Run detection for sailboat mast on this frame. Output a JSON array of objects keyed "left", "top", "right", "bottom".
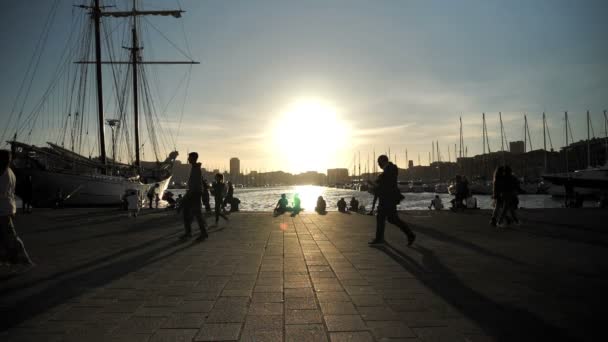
[
  {"left": 93, "top": 0, "right": 107, "bottom": 168},
  {"left": 543, "top": 112, "right": 547, "bottom": 171},
  {"left": 524, "top": 114, "right": 528, "bottom": 153},
  {"left": 131, "top": 4, "right": 141, "bottom": 167},
  {"left": 459, "top": 116, "right": 463, "bottom": 158},
  {"left": 565, "top": 111, "right": 569, "bottom": 172},
  {"left": 587, "top": 110, "right": 590, "bottom": 168},
  {"left": 604, "top": 110, "right": 607, "bottom": 163}
]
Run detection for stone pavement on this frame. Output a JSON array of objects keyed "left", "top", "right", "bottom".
[{"left": 1, "top": 208, "right": 608, "bottom": 341}]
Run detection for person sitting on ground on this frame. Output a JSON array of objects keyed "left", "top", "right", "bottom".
[
  {"left": 274, "top": 194, "right": 289, "bottom": 214},
  {"left": 163, "top": 191, "right": 176, "bottom": 209},
  {"left": 451, "top": 175, "right": 466, "bottom": 210},
  {"left": 465, "top": 194, "right": 478, "bottom": 209},
  {"left": 315, "top": 196, "right": 327, "bottom": 214},
  {"left": 291, "top": 193, "right": 302, "bottom": 216},
  {"left": 337, "top": 197, "right": 347, "bottom": 213},
  {"left": 230, "top": 197, "right": 241, "bottom": 212},
  {"left": 429, "top": 195, "right": 444, "bottom": 210},
  {"left": 349, "top": 197, "right": 359, "bottom": 212}
]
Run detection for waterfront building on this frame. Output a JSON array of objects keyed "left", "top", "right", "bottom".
[
  {"left": 230, "top": 157, "right": 240, "bottom": 183},
  {"left": 327, "top": 168, "right": 349, "bottom": 185}
]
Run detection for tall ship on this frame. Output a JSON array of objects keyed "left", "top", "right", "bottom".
[{"left": 3, "top": 0, "right": 198, "bottom": 206}]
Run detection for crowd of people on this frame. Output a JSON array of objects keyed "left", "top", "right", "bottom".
[{"left": 1, "top": 143, "right": 573, "bottom": 271}]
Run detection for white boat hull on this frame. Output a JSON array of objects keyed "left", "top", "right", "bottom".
[{"left": 19, "top": 169, "right": 171, "bottom": 206}]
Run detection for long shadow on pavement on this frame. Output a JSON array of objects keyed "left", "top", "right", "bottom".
[
  {"left": 0, "top": 231, "right": 198, "bottom": 331},
  {"left": 0, "top": 237, "right": 194, "bottom": 331},
  {"left": 409, "top": 223, "right": 533, "bottom": 268},
  {"left": 376, "top": 242, "right": 577, "bottom": 342}
]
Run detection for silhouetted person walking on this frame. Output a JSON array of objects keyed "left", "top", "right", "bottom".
[
  {"left": 0, "top": 150, "right": 34, "bottom": 267},
  {"left": 368, "top": 155, "right": 415, "bottom": 246},
  {"left": 211, "top": 173, "right": 229, "bottom": 225},
  {"left": 498, "top": 166, "right": 520, "bottom": 227},
  {"left": 181, "top": 152, "right": 208, "bottom": 241}
]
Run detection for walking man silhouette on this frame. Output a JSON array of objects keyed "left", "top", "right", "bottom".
[
  {"left": 181, "top": 152, "right": 208, "bottom": 241},
  {"left": 368, "top": 155, "right": 416, "bottom": 246}
]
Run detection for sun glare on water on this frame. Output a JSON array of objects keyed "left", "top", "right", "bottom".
[{"left": 271, "top": 98, "right": 350, "bottom": 173}]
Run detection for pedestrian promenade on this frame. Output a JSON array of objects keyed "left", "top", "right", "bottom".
[{"left": 1, "top": 208, "right": 607, "bottom": 341}]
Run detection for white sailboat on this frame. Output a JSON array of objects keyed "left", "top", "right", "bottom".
[{"left": 4, "top": 0, "right": 198, "bottom": 206}]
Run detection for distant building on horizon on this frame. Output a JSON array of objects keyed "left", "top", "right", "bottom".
[
  {"left": 230, "top": 157, "right": 240, "bottom": 183},
  {"left": 327, "top": 168, "right": 349, "bottom": 185},
  {"left": 510, "top": 141, "right": 525, "bottom": 154},
  {"left": 408, "top": 160, "right": 414, "bottom": 168}
]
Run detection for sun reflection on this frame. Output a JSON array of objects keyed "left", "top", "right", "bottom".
[
  {"left": 293, "top": 185, "right": 325, "bottom": 211},
  {"left": 270, "top": 98, "right": 350, "bottom": 173}
]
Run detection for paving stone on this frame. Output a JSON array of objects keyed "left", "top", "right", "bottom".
[
  {"left": 357, "top": 306, "right": 401, "bottom": 321},
  {"left": 286, "top": 324, "right": 328, "bottom": 342},
  {"left": 134, "top": 306, "right": 173, "bottom": 317},
  {"left": 284, "top": 288, "right": 315, "bottom": 298},
  {"left": 329, "top": 331, "right": 375, "bottom": 342},
  {"left": 241, "top": 315, "right": 283, "bottom": 340},
  {"left": 286, "top": 309, "right": 323, "bottom": 324},
  {"left": 324, "top": 315, "right": 368, "bottom": 332},
  {"left": 150, "top": 328, "right": 198, "bottom": 342},
  {"left": 285, "top": 296, "right": 317, "bottom": 310},
  {"left": 239, "top": 329, "right": 283, "bottom": 342},
  {"left": 350, "top": 295, "right": 385, "bottom": 307},
  {"left": 221, "top": 289, "right": 253, "bottom": 297},
  {"left": 174, "top": 300, "right": 215, "bottom": 313},
  {"left": 366, "top": 321, "right": 416, "bottom": 339},
  {"left": 195, "top": 323, "right": 242, "bottom": 341},
  {"left": 113, "top": 316, "right": 167, "bottom": 334},
  {"left": 316, "top": 291, "right": 352, "bottom": 303},
  {"left": 248, "top": 302, "right": 284, "bottom": 315},
  {"left": 284, "top": 281, "right": 312, "bottom": 288},
  {"left": 251, "top": 292, "right": 284, "bottom": 303},
  {"left": 205, "top": 297, "right": 249, "bottom": 323},
  {"left": 161, "top": 313, "right": 205, "bottom": 328},
  {"left": 320, "top": 302, "right": 359, "bottom": 315}
]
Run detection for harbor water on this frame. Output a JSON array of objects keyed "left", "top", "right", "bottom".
[{"left": 168, "top": 185, "right": 566, "bottom": 212}]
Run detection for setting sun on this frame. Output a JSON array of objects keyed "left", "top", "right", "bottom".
[{"left": 271, "top": 98, "right": 350, "bottom": 173}]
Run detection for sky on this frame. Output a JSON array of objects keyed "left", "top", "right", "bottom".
[{"left": 1, "top": 0, "right": 607, "bottom": 174}]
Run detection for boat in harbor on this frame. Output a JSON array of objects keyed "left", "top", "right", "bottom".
[{"left": 4, "top": 1, "right": 198, "bottom": 206}]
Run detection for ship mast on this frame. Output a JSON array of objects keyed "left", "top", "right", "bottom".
[
  {"left": 79, "top": 0, "right": 198, "bottom": 170},
  {"left": 93, "top": 0, "right": 107, "bottom": 169}
]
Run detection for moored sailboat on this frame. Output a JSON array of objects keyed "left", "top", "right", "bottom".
[{"left": 4, "top": 0, "right": 198, "bottom": 206}]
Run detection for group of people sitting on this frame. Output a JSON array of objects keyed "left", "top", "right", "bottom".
[{"left": 274, "top": 193, "right": 301, "bottom": 216}]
